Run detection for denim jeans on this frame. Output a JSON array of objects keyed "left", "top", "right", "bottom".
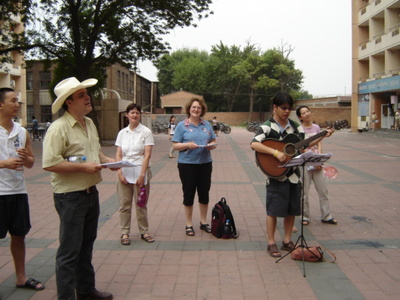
[{"left": 54, "top": 187, "right": 99, "bottom": 300}]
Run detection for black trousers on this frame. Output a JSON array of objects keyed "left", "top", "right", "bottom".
[{"left": 178, "top": 162, "right": 212, "bottom": 206}]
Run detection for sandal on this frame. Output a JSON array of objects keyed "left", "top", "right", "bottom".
[
  {"left": 302, "top": 220, "right": 310, "bottom": 226},
  {"left": 321, "top": 218, "right": 338, "bottom": 225},
  {"left": 292, "top": 226, "right": 298, "bottom": 233},
  {"left": 281, "top": 241, "right": 295, "bottom": 252},
  {"left": 121, "top": 234, "right": 130, "bottom": 245},
  {"left": 185, "top": 226, "right": 195, "bottom": 236},
  {"left": 267, "top": 244, "right": 281, "bottom": 257},
  {"left": 16, "top": 278, "right": 45, "bottom": 291},
  {"left": 141, "top": 234, "right": 155, "bottom": 243},
  {"left": 200, "top": 223, "right": 212, "bottom": 233}
]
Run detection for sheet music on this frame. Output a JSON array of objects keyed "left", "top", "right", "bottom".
[
  {"left": 122, "top": 165, "right": 148, "bottom": 185},
  {"left": 100, "top": 160, "right": 137, "bottom": 168},
  {"left": 197, "top": 143, "right": 218, "bottom": 147},
  {"left": 281, "top": 152, "right": 332, "bottom": 168}
]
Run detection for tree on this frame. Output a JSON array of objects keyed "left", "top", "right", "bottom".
[
  {"left": 1, "top": 0, "right": 213, "bottom": 116},
  {"left": 156, "top": 48, "right": 209, "bottom": 95},
  {"left": 0, "top": 1, "right": 33, "bottom": 65},
  {"left": 156, "top": 43, "right": 304, "bottom": 115},
  {"left": 230, "top": 44, "right": 272, "bottom": 121},
  {"left": 208, "top": 42, "right": 244, "bottom": 112},
  {"left": 293, "top": 90, "right": 313, "bottom": 100},
  {"left": 231, "top": 45, "right": 304, "bottom": 121}
]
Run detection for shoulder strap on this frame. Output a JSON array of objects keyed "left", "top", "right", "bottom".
[
  {"left": 288, "top": 119, "right": 300, "bottom": 135},
  {"left": 320, "top": 245, "right": 336, "bottom": 263}
]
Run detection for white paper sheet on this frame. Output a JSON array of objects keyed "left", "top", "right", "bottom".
[
  {"left": 100, "top": 160, "right": 137, "bottom": 168},
  {"left": 281, "top": 152, "right": 332, "bottom": 168}
]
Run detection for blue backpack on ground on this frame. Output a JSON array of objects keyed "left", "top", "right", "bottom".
[{"left": 211, "top": 197, "right": 239, "bottom": 239}]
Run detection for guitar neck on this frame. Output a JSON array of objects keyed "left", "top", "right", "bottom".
[{"left": 294, "top": 130, "right": 327, "bottom": 150}]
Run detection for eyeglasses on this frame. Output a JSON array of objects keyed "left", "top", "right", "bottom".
[{"left": 278, "top": 106, "right": 292, "bottom": 111}]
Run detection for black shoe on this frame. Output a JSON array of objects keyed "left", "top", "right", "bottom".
[{"left": 77, "top": 288, "right": 113, "bottom": 300}]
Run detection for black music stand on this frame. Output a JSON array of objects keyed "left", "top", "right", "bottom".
[{"left": 275, "top": 152, "right": 332, "bottom": 277}]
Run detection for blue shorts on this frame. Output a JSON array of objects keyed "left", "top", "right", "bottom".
[
  {"left": 0, "top": 194, "right": 31, "bottom": 238},
  {"left": 266, "top": 179, "right": 301, "bottom": 217}
]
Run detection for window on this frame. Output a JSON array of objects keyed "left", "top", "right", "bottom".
[
  {"left": 27, "top": 105, "right": 34, "bottom": 123},
  {"left": 40, "top": 71, "right": 51, "bottom": 90},
  {"left": 26, "top": 72, "right": 33, "bottom": 90},
  {"left": 41, "top": 105, "right": 52, "bottom": 122}
]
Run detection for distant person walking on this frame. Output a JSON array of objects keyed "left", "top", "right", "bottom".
[
  {"left": 212, "top": 116, "right": 219, "bottom": 137},
  {"left": 168, "top": 115, "right": 176, "bottom": 158},
  {"left": 370, "top": 111, "right": 378, "bottom": 132},
  {"left": 395, "top": 109, "right": 400, "bottom": 131},
  {"left": 31, "top": 116, "right": 39, "bottom": 141}
]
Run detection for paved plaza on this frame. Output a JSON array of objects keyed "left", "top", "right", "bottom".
[{"left": 0, "top": 126, "right": 399, "bottom": 300}]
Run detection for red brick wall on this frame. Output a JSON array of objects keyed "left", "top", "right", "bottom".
[{"left": 152, "top": 107, "right": 351, "bottom": 127}]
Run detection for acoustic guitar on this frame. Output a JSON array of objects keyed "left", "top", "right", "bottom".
[{"left": 255, "top": 125, "right": 340, "bottom": 178}]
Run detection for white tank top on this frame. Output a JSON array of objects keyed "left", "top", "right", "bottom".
[{"left": 0, "top": 122, "right": 27, "bottom": 195}]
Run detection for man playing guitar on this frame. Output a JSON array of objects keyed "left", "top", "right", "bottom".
[{"left": 250, "top": 92, "right": 333, "bottom": 258}]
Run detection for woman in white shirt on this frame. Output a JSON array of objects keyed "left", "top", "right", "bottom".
[{"left": 115, "top": 103, "right": 155, "bottom": 245}]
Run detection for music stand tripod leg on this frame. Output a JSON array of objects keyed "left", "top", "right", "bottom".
[{"left": 275, "top": 162, "right": 310, "bottom": 277}]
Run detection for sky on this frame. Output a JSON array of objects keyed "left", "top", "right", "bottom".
[{"left": 137, "top": 0, "right": 352, "bottom": 98}]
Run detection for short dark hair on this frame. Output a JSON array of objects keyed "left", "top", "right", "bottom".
[
  {"left": 125, "top": 103, "right": 141, "bottom": 113},
  {"left": 185, "top": 97, "right": 207, "bottom": 117},
  {"left": 0, "top": 87, "right": 15, "bottom": 103},
  {"left": 272, "top": 92, "right": 294, "bottom": 108},
  {"left": 295, "top": 105, "right": 309, "bottom": 122}
]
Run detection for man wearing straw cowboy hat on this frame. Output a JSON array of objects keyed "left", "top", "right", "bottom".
[{"left": 43, "top": 77, "right": 115, "bottom": 300}]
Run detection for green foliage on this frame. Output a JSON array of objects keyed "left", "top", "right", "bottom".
[
  {"left": 0, "top": 1, "right": 33, "bottom": 64},
  {"left": 157, "top": 48, "right": 209, "bottom": 94},
  {"left": 1, "top": 0, "right": 212, "bottom": 81},
  {"left": 156, "top": 42, "right": 307, "bottom": 115},
  {"left": 293, "top": 90, "right": 313, "bottom": 100}
]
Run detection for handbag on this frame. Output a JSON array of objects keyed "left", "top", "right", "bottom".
[{"left": 291, "top": 246, "right": 336, "bottom": 263}]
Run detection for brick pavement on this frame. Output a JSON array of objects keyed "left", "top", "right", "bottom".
[{"left": 0, "top": 127, "right": 399, "bottom": 300}]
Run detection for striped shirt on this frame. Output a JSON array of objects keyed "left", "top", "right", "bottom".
[{"left": 252, "top": 117, "right": 305, "bottom": 183}]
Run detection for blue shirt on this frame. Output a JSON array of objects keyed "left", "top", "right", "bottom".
[{"left": 172, "top": 118, "right": 216, "bottom": 164}]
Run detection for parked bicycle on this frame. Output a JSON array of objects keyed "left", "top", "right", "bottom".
[
  {"left": 218, "top": 122, "right": 231, "bottom": 134},
  {"left": 246, "top": 121, "right": 261, "bottom": 133},
  {"left": 152, "top": 121, "right": 168, "bottom": 134}
]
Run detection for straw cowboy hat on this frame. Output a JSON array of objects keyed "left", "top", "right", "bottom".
[{"left": 52, "top": 77, "right": 98, "bottom": 113}]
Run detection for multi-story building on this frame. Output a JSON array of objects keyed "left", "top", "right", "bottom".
[
  {"left": 0, "top": 10, "right": 27, "bottom": 125},
  {"left": 26, "top": 60, "right": 159, "bottom": 140},
  {"left": 352, "top": 0, "right": 400, "bottom": 130}
]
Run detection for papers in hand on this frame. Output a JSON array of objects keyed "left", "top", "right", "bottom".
[
  {"left": 198, "top": 143, "right": 218, "bottom": 147},
  {"left": 282, "top": 152, "right": 332, "bottom": 168},
  {"left": 100, "top": 160, "right": 137, "bottom": 168}
]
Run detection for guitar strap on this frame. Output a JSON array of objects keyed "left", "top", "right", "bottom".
[
  {"left": 284, "top": 119, "right": 302, "bottom": 178},
  {"left": 288, "top": 119, "right": 300, "bottom": 136}
]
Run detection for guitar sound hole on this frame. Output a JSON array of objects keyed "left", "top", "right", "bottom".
[{"left": 284, "top": 144, "right": 296, "bottom": 156}]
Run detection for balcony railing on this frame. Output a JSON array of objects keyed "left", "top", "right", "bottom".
[
  {"left": 0, "top": 63, "right": 22, "bottom": 76},
  {"left": 373, "top": 71, "right": 385, "bottom": 78},
  {"left": 389, "top": 67, "right": 400, "bottom": 75}
]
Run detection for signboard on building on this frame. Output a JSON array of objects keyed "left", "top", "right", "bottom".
[{"left": 359, "top": 75, "right": 400, "bottom": 94}]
